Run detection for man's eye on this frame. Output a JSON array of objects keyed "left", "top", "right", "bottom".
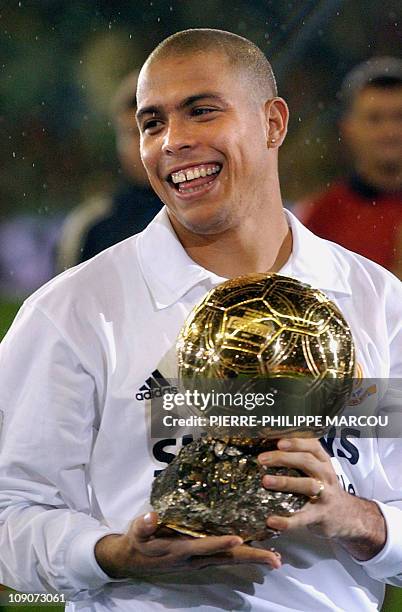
[
  {"left": 143, "top": 120, "right": 162, "bottom": 132},
  {"left": 192, "top": 107, "right": 216, "bottom": 116}
]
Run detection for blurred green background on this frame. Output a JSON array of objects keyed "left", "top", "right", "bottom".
[{"left": 0, "top": 0, "right": 401, "bottom": 609}]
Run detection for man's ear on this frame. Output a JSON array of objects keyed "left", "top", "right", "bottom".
[{"left": 264, "top": 97, "right": 289, "bottom": 148}]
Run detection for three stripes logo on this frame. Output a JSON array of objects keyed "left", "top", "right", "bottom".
[{"left": 136, "top": 369, "right": 178, "bottom": 401}]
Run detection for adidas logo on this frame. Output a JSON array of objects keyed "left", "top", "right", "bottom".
[{"left": 136, "top": 369, "right": 178, "bottom": 401}]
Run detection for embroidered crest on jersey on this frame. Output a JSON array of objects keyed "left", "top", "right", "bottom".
[{"left": 347, "top": 363, "right": 377, "bottom": 407}]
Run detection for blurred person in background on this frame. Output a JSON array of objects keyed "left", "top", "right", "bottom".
[
  {"left": 57, "top": 70, "right": 162, "bottom": 271},
  {"left": 294, "top": 57, "right": 402, "bottom": 278}
]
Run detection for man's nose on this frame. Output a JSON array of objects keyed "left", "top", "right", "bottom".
[{"left": 161, "top": 120, "right": 196, "bottom": 155}]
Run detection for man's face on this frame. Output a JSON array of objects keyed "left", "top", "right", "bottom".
[
  {"left": 136, "top": 51, "right": 274, "bottom": 236},
  {"left": 342, "top": 86, "right": 402, "bottom": 190}
]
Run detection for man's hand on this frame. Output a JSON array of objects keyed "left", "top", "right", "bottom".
[
  {"left": 258, "top": 437, "right": 386, "bottom": 561},
  {"left": 95, "top": 512, "right": 281, "bottom": 579}
]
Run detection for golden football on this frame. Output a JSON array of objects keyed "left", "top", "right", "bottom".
[{"left": 176, "top": 273, "right": 355, "bottom": 436}]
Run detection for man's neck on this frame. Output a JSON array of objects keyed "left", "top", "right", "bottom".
[{"left": 172, "top": 208, "right": 292, "bottom": 279}]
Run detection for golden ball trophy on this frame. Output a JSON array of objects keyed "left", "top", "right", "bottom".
[{"left": 151, "top": 274, "right": 355, "bottom": 541}]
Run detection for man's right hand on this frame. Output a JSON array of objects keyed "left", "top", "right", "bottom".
[{"left": 95, "top": 512, "right": 281, "bottom": 579}]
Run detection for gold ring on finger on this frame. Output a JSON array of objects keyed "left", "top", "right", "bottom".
[{"left": 309, "top": 480, "right": 325, "bottom": 504}]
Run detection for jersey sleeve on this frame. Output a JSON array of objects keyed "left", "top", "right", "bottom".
[
  {"left": 355, "top": 436, "right": 402, "bottom": 586},
  {"left": 0, "top": 303, "right": 119, "bottom": 600},
  {"left": 355, "top": 274, "right": 402, "bottom": 586}
]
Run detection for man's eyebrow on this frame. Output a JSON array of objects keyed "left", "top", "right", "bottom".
[
  {"left": 136, "top": 92, "right": 226, "bottom": 122},
  {"left": 179, "top": 92, "right": 227, "bottom": 108}
]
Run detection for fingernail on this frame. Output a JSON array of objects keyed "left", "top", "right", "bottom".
[
  {"left": 230, "top": 537, "right": 243, "bottom": 546},
  {"left": 278, "top": 439, "right": 291, "bottom": 449},
  {"left": 267, "top": 516, "right": 281, "bottom": 528},
  {"left": 143, "top": 512, "right": 154, "bottom": 525},
  {"left": 264, "top": 556, "right": 280, "bottom": 569},
  {"left": 259, "top": 454, "right": 271, "bottom": 464},
  {"left": 270, "top": 548, "right": 281, "bottom": 559},
  {"left": 263, "top": 475, "right": 276, "bottom": 486}
]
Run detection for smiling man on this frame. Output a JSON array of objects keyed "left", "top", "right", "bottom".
[
  {"left": 0, "top": 29, "right": 402, "bottom": 612},
  {"left": 135, "top": 33, "right": 291, "bottom": 278}
]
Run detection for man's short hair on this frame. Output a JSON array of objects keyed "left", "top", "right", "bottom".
[
  {"left": 143, "top": 28, "right": 277, "bottom": 100},
  {"left": 340, "top": 56, "right": 402, "bottom": 111}
]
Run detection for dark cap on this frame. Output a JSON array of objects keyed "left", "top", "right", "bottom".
[{"left": 340, "top": 56, "right": 402, "bottom": 108}]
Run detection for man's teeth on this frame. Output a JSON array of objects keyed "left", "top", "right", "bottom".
[{"left": 171, "top": 165, "right": 220, "bottom": 184}]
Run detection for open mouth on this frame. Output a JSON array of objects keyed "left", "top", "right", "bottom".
[{"left": 167, "top": 163, "right": 222, "bottom": 195}]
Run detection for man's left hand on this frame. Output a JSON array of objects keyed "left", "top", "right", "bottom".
[{"left": 258, "top": 437, "right": 386, "bottom": 561}]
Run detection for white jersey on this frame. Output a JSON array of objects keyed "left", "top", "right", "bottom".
[{"left": 0, "top": 208, "right": 401, "bottom": 611}]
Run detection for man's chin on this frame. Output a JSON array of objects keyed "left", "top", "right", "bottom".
[{"left": 167, "top": 206, "right": 233, "bottom": 237}]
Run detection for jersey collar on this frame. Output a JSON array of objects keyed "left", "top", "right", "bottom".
[
  {"left": 137, "top": 207, "right": 352, "bottom": 310},
  {"left": 284, "top": 209, "right": 352, "bottom": 297}
]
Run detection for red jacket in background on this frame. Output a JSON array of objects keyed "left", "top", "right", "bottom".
[{"left": 293, "top": 176, "right": 402, "bottom": 277}]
